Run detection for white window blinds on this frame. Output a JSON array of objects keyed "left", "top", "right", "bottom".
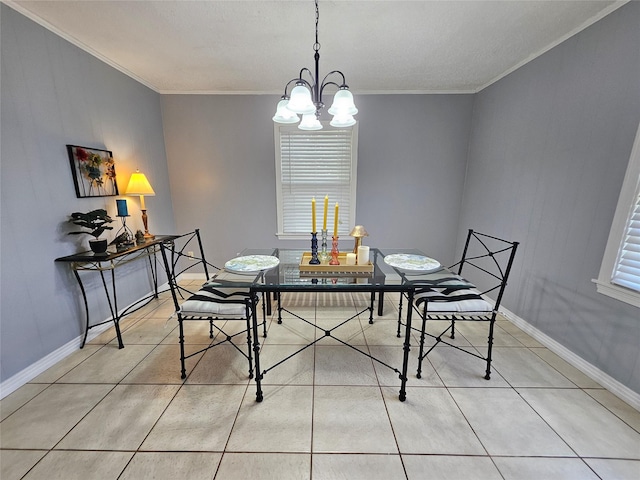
[
  {"left": 275, "top": 124, "right": 358, "bottom": 238},
  {"left": 611, "top": 190, "right": 640, "bottom": 292},
  {"left": 595, "top": 121, "right": 640, "bottom": 307}
]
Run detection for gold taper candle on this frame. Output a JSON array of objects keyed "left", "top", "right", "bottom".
[
  {"left": 333, "top": 203, "right": 339, "bottom": 237},
  {"left": 323, "top": 195, "right": 328, "bottom": 230},
  {"left": 312, "top": 197, "right": 316, "bottom": 232}
]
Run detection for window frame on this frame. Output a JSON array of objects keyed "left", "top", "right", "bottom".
[
  {"left": 594, "top": 122, "right": 640, "bottom": 308},
  {"left": 274, "top": 123, "right": 359, "bottom": 240}
]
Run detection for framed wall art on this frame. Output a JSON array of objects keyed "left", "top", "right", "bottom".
[{"left": 67, "top": 145, "right": 119, "bottom": 198}]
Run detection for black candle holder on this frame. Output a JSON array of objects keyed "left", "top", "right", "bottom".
[
  {"left": 309, "top": 232, "right": 320, "bottom": 264},
  {"left": 114, "top": 215, "right": 135, "bottom": 250}
]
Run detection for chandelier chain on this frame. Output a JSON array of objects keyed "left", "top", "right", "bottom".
[
  {"left": 272, "top": 0, "right": 357, "bottom": 129},
  {"left": 314, "top": 0, "right": 320, "bottom": 52}
]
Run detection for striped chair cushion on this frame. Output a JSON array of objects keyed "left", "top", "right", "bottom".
[
  {"left": 415, "top": 287, "right": 492, "bottom": 313},
  {"left": 179, "top": 284, "right": 249, "bottom": 318}
]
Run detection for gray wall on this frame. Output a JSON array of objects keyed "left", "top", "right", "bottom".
[
  {"left": 160, "top": 94, "right": 474, "bottom": 265},
  {"left": 1, "top": 5, "right": 175, "bottom": 382},
  {"left": 2, "top": 1, "right": 639, "bottom": 397},
  {"left": 460, "top": 2, "right": 640, "bottom": 392}
]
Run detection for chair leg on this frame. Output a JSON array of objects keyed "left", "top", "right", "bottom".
[
  {"left": 245, "top": 305, "right": 254, "bottom": 379},
  {"left": 178, "top": 318, "right": 187, "bottom": 380},
  {"left": 484, "top": 316, "right": 496, "bottom": 380},
  {"left": 261, "top": 292, "right": 268, "bottom": 337},
  {"left": 416, "top": 306, "right": 428, "bottom": 379},
  {"left": 396, "top": 294, "right": 404, "bottom": 338},
  {"left": 450, "top": 317, "right": 456, "bottom": 339},
  {"left": 209, "top": 319, "right": 214, "bottom": 339}
]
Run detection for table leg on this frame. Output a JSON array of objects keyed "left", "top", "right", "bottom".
[
  {"left": 378, "top": 291, "right": 385, "bottom": 316},
  {"left": 99, "top": 270, "right": 125, "bottom": 349},
  {"left": 369, "top": 291, "right": 375, "bottom": 324},
  {"left": 266, "top": 291, "right": 272, "bottom": 316},
  {"left": 399, "top": 289, "right": 414, "bottom": 402},
  {"left": 261, "top": 292, "right": 267, "bottom": 337},
  {"left": 73, "top": 270, "right": 91, "bottom": 349},
  {"left": 277, "top": 291, "right": 282, "bottom": 324},
  {"left": 110, "top": 269, "right": 125, "bottom": 349},
  {"left": 147, "top": 251, "right": 159, "bottom": 298}
]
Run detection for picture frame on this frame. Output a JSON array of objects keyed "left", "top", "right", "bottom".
[{"left": 67, "top": 145, "right": 119, "bottom": 198}]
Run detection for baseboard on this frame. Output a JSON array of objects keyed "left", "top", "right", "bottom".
[
  {"left": 499, "top": 305, "right": 640, "bottom": 411},
  {"left": 179, "top": 273, "right": 207, "bottom": 281},
  {"left": 0, "top": 285, "right": 169, "bottom": 400}
]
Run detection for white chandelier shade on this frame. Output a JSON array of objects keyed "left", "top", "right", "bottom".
[
  {"left": 287, "top": 84, "right": 316, "bottom": 115},
  {"left": 272, "top": 99, "right": 300, "bottom": 124},
  {"left": 299, "top": 113, "right": 323, "bottom": 130},
  {"left": 273, "top": 0, "right": 357, "bottom": 131},
  {"left": 328, "top": 88, "right": 358, "bottom": 116},
  {"left": 329, "top": 113, "right": 356, "bottom": 128}
]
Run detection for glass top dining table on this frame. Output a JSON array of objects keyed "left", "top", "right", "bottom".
[
  {"left": 213, "top": 247, "right": 473, "bottom": 402},
  {"left": 228, "top": 247, "right": 466, "bottom": 289}
]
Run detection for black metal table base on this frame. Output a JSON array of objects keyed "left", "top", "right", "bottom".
[
  {"left": 57, "top": 241, "right": 170, "bottom": 349},
  {"left": 250, "top": 287, "right": 414, "bottom": 403},
  {"left": 74, "top": 253, "right": 160, "bottom": 349}
]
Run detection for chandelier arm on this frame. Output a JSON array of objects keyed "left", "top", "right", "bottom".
[
  {"left": 282, "top": 78, "right": 302, "bottom": 97},
  {"left": 321, "top": 70, "right": 347, "bottom": 88},
  {"left": 318, "top": 80, "right": 342, "bottom": 100},
  {"left": 298, "top": 68, "right": 316, "bottom": 88}
]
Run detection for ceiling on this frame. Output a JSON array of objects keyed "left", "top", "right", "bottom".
[{"left": 5, "top": 0, "right": 627, "bottom": 94}]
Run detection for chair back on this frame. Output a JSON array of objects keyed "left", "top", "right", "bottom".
[
  {"left": 160, "top": 229, "right": 219, "bottom": 312},
  {"left": 452, "top": 229, "right": 519, "bottom": 310}
]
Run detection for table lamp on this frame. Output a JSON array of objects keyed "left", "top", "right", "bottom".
[
  {"left": 349, "top": 225, "right": 369, "bottom": 253},
  {"left": 125, "top": 169, "right": 155, "bottom": 239}
]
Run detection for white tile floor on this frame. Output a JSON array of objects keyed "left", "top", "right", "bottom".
[{"left": 1, "top": 287, "right": 639, "bottom": 479}]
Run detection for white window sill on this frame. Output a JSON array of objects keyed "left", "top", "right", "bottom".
[
  {"left": 275, "top": 233, "right": 308, "bottom": 241},
  {"left": 592, "top": 279, "right": 640, "bottom": 308}
]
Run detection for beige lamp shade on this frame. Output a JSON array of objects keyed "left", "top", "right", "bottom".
[
  {"left": 349, "top": 225, "right": 369, "bottom": 253},
  {"left": 125, "top": 171, "right": 155, "bottom": 196},
  {"left": 349, "top": 225, "right": 369, "bottom": 238}
]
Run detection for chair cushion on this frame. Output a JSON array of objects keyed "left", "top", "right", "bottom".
[
  {"left": 179, "top": 285, "right": 249, "bottom": 318},
  {"left": 415, "top": 287, "right": 492, "bottom": 313}
]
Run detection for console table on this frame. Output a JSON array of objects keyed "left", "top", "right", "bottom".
[{"left": 55, "top": 235, "right": 177, "bottom": 349}]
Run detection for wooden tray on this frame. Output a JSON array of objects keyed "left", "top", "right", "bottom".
[{"left": 299, "top": 252, "right": 373, "bottom": 274}]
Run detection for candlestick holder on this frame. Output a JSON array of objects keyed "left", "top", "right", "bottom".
[
  {"left": 309, "top": 232, "right": 321, "bottom": 264},
  {"left": 329, "top": 236, "right": 340, "bottom": 265},
  {"left": 319, "top": 229, "right": 330, "bottom": 263},
  {"left": 114, "top": 215, "right": 135, "bottom": 250}
]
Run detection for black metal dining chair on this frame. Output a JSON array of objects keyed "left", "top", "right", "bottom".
[
  {"left": 397, "top": 229, "right": 519, "bottom": 380},
  {"left": 159, "top": 230, "right": 266, "bottom": 380}
]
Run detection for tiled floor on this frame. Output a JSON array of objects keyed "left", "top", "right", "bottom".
[{"left": 2, "top": 286, "right": 639, "bottom": 479}]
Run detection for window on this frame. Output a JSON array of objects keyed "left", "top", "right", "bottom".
[
  {"left": 275, "top": 123, "right": 358, "bottom": 239},
  {"left": 595, "top": 122, "right": 640, "bottom": 307}
]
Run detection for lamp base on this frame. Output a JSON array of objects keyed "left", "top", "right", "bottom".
[
  {"left": 141, "top": 209, "right": 154, "bottom": 239},
  {"left": 353, "top": 237, "right": 363, "bottom": 254}
]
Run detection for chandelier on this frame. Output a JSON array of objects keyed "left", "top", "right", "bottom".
[{"left": 272, "top": 0, "right": 358, "bottom": 130}]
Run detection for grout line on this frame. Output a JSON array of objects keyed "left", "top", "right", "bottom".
[{"left": 2, "top": 292, "right": 639, "bottom": 480}]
